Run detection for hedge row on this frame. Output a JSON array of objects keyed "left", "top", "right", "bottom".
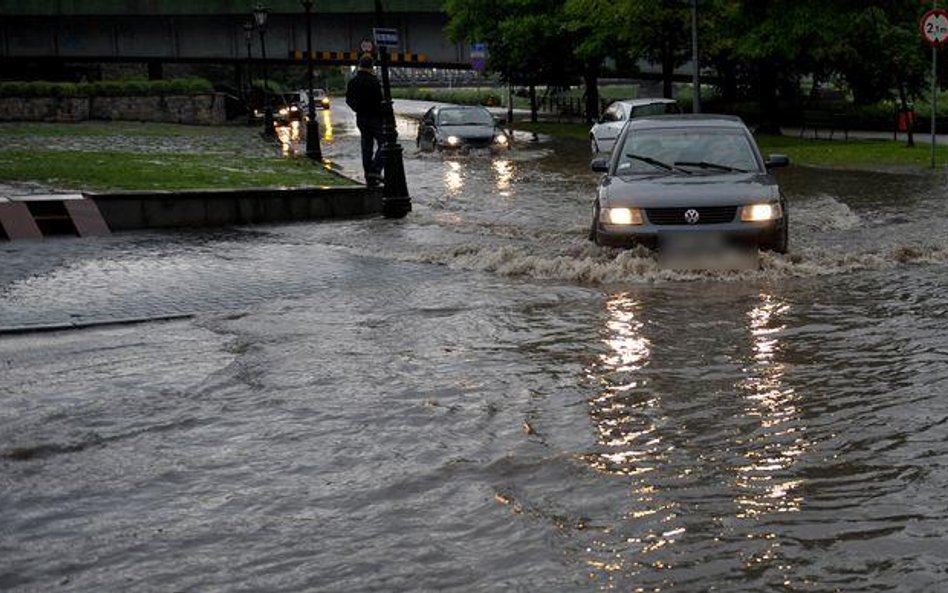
[
  {"left": 0, "top": 78, "right": 215, "bottom": 98},
  {"left": 390, "top": 86, "right": 503, "bottom": 107}
]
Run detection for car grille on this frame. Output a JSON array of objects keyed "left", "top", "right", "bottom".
[
  {"left": 462, "top": 137, "right": 494, "bottom": 148},
  {"left": 645, "top": 206, "right": 738, "bottom": 225}
]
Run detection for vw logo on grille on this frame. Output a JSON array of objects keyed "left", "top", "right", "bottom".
[{"left": 684, "top": 208, "right": 700, "bottom": 224}]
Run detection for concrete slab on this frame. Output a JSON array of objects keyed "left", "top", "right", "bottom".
[
  {"left": 7, "top": 193, "right": 84, "bottom": 202},
  {"left": 63, "top": 199, "right": 111, "bottom": 237},
  {"left": 0, "top": 202, "right": 43, "bottom": 239}
]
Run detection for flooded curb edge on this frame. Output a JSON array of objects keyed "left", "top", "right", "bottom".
[{"left": 85, "top": 186, "right": 383, "bottom": 231}]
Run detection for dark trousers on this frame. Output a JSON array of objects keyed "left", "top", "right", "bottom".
[{"left": 357, "top": 117, "right": 385, "bottom": 178}]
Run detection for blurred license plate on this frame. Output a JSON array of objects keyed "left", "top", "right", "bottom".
[{"left": 658, "top": 232, "right": 757, "bottom": 271}]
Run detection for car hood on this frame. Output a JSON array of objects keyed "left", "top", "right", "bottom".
[
  {"left": 437, "top": 125, "right": 496, "bottom": 139},
  {"left": 600, "top": 172, "right": 780, "bottom": 207}
]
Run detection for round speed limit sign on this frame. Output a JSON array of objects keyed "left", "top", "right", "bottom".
[{"left": 921, "top": 9, "right": 948, "bottom": 46}]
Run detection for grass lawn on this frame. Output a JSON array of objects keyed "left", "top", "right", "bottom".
[
  {"left": 754, "top": 134, "right": 948, "bottom": 169},
  {"left": 514, "top": 120, "right": 948, "bottom": 170},
  {"left": 0, "top": 122, "right": 352, "bottom": 191}
]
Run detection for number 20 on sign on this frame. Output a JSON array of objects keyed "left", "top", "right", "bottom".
[{"left": 921, "top": 8, "right": 948, "bottom": 46}]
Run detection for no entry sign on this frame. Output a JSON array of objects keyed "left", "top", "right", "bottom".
[{"left": 921, "top": 8, "right": 948, "bottom": 46}]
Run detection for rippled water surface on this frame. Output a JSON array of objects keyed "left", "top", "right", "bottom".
[{"left": 1, "top": 102, "right": 947, "bottom": 592}]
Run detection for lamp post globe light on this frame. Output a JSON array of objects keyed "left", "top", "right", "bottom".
[
  {"left": 302, "top": 0, "right": 322, "bottom": 160},
  {"left": 253, "top": 3, "right": 275, "bottom": 138},
  {"left": 373, "top": 0, "right": 411, "bottom": 219}
]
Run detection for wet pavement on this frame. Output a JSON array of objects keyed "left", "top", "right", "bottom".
[{"left": 2, "top": 101, "right": 948, "bottom": 592}]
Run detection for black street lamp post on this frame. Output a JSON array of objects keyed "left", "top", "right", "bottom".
[
  {"left": 302, "top": 0, "right": 322, "bottom": 160},
  {"left": 373, "top": 0, "right": 411, "bottom": 218},
  {"left": 243, "top": 21, "right": 255, "bottom": 126},
  {"left": 253, "top": 3, "right": 275, "bottom": 138}
]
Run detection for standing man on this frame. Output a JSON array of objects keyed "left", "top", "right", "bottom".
[{"left": 346, "top": 54, "right": 384, "bottom": 187}]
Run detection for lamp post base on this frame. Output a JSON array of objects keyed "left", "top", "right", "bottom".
[
  {"left": 263, "top": 107, "right": 275, "bottom": 139},
  {"left": 380, "top": 144, "right": 411, "bottom": 218},
  {"left": 305, "top": 120, "right": 322, "bottom": 160}
]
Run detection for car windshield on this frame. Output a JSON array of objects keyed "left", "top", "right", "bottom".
[
  {"left": 615, "top": 128, "right": 759, "bottom": 175},
  {"left": 438, "top": 108, "right": 494, "bottom": 126}
]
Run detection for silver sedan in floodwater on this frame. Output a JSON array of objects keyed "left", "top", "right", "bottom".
[{"left": 589, "top": 115, "right": 790, "bottom": 254}]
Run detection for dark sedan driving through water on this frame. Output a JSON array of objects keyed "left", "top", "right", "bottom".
[
  {"left": 589, "top": 115, "right": 790, "bottom": 255},
  {"left": 416, "top": 105, "right": 509, "bottom": 152}
]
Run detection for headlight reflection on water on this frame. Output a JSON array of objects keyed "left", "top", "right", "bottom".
[
  {"left": 492, "top": 159, "right": 514, "bottom": 195},
  {"left": 582, "top": 294, "right": 685, "bottom": 587},
  {"left": 735, "top": 293, "right": 810, "bottom": 583},
  {"left": 579, "top": 291, "right": 812, "bottom": 588},
  {"left": 444, "top": 160, "right": 464, "bottom": 196},
  {"left": 585, "top": 294, "right": 656, "bottom": 475},
  {"left": 321, "top": 109, "right": 333, "bottom": 142},
  {"left": 277, "top": 120, "right": 302, "bottom": 156},
  {"left": 737, "top": 292, "right": 804, "bottom": 518}
]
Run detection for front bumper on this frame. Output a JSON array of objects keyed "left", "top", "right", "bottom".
[{"left": 595, "top": 220, "right": 783, "bottom": 249}]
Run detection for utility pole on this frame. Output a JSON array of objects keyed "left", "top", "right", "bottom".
[{"left": 691, "top": 0, "right": 700, "bottom": 113}]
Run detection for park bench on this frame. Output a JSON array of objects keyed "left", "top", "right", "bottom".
[{"left": 800, "top": 109, "right": 850, "bottom": 140}]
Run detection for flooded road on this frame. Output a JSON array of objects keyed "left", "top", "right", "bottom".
[{"left": 2, "top": 102, "right": 948, "bottom": 592}]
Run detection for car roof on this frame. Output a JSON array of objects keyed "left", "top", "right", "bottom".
[
  {"left": 625, "top": 114, "right": 747, "bottom": 130},
  {"left": 612, "top": 98, "right": 678, "bottom": 108},
  {"left": 436, "top": 105, "right": 488, "bottom": 111}
]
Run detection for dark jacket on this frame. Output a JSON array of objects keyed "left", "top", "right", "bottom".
[{"left": 346, "top": 69, "right": 383, "bottom": 121}]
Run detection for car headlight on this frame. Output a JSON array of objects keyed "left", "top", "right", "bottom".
[
  {"left": 600, "top": 207, "right": 644, "bottom": 226},
  {"left": 740, "top": 202, "right": 783, "bottom": 222},
  {"left": 321, "top": 98, "right": 330, "bottom": 106},
  {"left": 494, "top": 133, "right": 508, "bottom": 146},
  {"left": 278, "top": 107, "right": 289, "bottom": 116},
  {"left": 446, "top": 135, "right": 461, "bottom": 146}
]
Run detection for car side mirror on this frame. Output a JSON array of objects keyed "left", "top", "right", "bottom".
[
  {"left": 493, "top": 115, "right": 506, "bottom": 125},
  {"left": 591, "top": 158, "right": 610, "bottom": 173},
  {"left": 765, "top": 154, "right": 790, "bottom": 168}
]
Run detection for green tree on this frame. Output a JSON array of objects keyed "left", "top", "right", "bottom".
[
  {"left": 620, "top": 0, "right": 692, "bottom": 100},
  {"left": 444, "top": 0, "right": 570, "bottom": 121}
]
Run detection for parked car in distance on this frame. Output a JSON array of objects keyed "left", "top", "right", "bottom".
[
  {"left": 589, "top": 115, "right": 790, "bottom": 256},
  {"left": 416, "top": 105, "right": 509, "bottom": 152},
  {"left": 590, "top": 98, "right": 681, "bottom": 154}
]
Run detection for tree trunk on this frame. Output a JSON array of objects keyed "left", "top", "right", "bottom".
[
  {"left": 530, "top": 83, "right": 538, "bottom": 123},
  {"left": 583, "top": 60, "right": 600, "bottom": 124},
  {"left": 757, "top": 61, "right": 782, "bottom": 135},
  {"left": 898, "top": 81, "right": 914, "bottom": 148},
  {"left": 661, "top": 32, "right": 675, "bottom": 99}
]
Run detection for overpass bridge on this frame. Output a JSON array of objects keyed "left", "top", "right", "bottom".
[{"left": 0, "top": 0, "right": 472, "bottom": 71}]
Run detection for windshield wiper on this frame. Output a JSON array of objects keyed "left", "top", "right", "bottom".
[
  {"left": 674, "top": 160, "right": 747, "bottom": 173},
  {"left": 625, "top": 153, "right": 690, "bottom": 174}
]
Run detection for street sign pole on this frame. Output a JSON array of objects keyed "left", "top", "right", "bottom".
[
  {"left": 933, "top": 45, "right": 937, "bottom": 168},
  {"left": 921, "top": 4, "right": 948, "bottom": 167}
]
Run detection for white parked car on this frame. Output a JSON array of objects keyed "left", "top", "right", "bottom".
[{"left": 590, "top": 98, "right": 681, "bottom": 154}]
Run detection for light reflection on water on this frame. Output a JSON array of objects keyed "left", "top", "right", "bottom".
[
  {"left": 321, "top": 109, "right": 333, "bottom": 142},
  {"left": 582, "top": 293, "right": 685, "bottom": 586},
  {"left": 444, "top": 160, "right": 464, "bottom": 196},
  {"left": 493, "top": 159, "right": 514, "bottom": 195},
  {"left": 577, "top": 290, "right": 822, "bottom": 588},
  {"left": 736, "top": 292, "right": 806, "bottom": 518}
]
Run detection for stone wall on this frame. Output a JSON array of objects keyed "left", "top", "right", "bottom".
[{"left": 0, "top": 94, "right": 226, "bottom": 125}]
